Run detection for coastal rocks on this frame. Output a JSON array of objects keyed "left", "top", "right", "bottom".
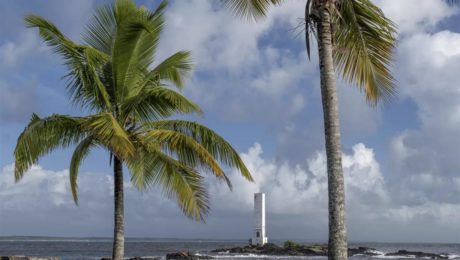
[
  {"left": 211, "top": 243, "right": 450, "bottom": 259},
  {"left": 212, "top": 243, "right": 378, "bottom": 256},
  {"left": 126, "top": 258, "right": 161, "bottom": 260},
  {"left": 0, "top": 257, "right": 60, "bottom": 260},
  {"left": 211, "top": 243, "right": 329, "bottom": 256},
  {"left": 348, "top": 246, "right": 382, "bottom": 256},
  {"left": 166, "top": 252, "right": 213, "bottom": 260},
  {"left": 101, "top": 257, "right": 161, "bottom": 260},
  {"left": 385, "top": 250, "right": 449, "bottom": 259}
]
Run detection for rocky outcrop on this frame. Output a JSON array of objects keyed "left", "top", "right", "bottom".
[
  {"left": 385, "top": 250, "right": 449, "bottom": 259},
  {"left": 211, "top": 243, "right": 379, "bottom": 256},
  {"left": 165, "top": 252, "right": 213, "bottom": 260},
  {"left": 0, "top": 257, "right": 60, "bottom": 260},
  {"left": 210, "top": 243, "right": 450, "bottom": 259},
  {"left": 101, "top": 257, "right": 161, "bottom": 260}
]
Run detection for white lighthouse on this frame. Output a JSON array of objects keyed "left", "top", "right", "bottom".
[{"left": 251, "top": 192, "right": 268, "bottom": 246}]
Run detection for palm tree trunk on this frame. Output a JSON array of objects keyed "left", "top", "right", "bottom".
[
  {"left": 316, "top": 6, "right": 348, "bottom": 260},
  {"left": 112, "top": 156, "right": 125, "bottom": 260}
]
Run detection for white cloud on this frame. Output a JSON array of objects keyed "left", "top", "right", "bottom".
[
  {"left": 378, "top": 15, "right": 460, "bottom": 216},
  {"left": 159, "top": 0, "right": 304, "bottom": 73},
  {"left": 210, "top": 143, "right": 388, "bottom": 220},
  {"left": 156, "top": 0, "right": 314, "bottom": 124},
  {"left": 0, "top": 31, "right": 44, "bottom": 69},
  {"left": 0, "top": 143, "right": 385, "bottom": 237},
  {"left": 374, "top": 0, "right": 458, "bottom": 34},
  {"left": 385, "top": 203, "right": 460, "bottom": 226},
  {"left": 2, "top": 141, "right": 460, "bottom": 241}
]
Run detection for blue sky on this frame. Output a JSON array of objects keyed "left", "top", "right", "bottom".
[{"left": 1, "top": 0, "right": 460, "bottom": 243}]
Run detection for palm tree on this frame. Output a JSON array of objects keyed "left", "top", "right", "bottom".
[
  {"left": 223, "top": 0, "right": 396, "bottom": 259},
  {"left": 14, "top": 0, "right": 253, "bottom": 259}
]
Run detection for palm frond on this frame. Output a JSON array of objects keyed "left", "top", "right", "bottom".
[
  {"left": 222, "top": 0, "right": 283, "bottom": 20},
  {"left": 111, "top": 0, "right": 167, "bottom": 103},
  {"left": 120, "top": 84, "right": 202, "bottom": 124},
  {"left": 69, "top": 136, "right": 95, "bottom": 205},
  {"left": 125, "top": 140, "right": 209, "bottom": 221},
  {"left": 25, "top": 15, "right": 112, "bottom": 110},
  {"left": 14, "top": 114, "right": 85, "bottom": 181},
  {"left": 333, "top": 0, "right": 397, "bottom": 105},
  {"left": 150, "top": 51, "right": 193, "bottom": 89},
  {"left": 142, "top": 120, "right": 253, "bottom": 182},
  {"left": 83, "top": 3, "right": 117, "bottom": 54},
  {"left": 142, "top": 129, "right": 232, "bottom": 188},
  {"left": 79, "top": 112, "right": 135, "bottom": 159}
]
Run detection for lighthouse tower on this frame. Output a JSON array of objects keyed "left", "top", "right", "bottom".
[{"left": 251, "top": 193, "right": 268, "bottom": 246}]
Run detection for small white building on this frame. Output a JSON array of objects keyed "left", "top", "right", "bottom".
[{"left": 251, "top": 192, "right": 268, "bottom": 246}]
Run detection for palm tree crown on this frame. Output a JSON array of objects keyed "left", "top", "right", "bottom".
[
  {"left": 15, "top": 0, "right": 253, "bottom": 221},
  {"left": 224, "top": 0, "right": 397, "bottom": 104}
]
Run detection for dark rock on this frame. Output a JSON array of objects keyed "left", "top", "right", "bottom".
[
  {"left": 299, "top": 244, "right": 328, "bottom": 256},
  {"left": 128, "top": 257, "right": 161, "bottom": 260},
  {"left": 348, "top": 247, "right": 380, "bottom": 256},
  {"left": 166, "top": 252, "right": 213, "bottom": 260},
  {"left": 385, "top": 250, "right": 449, "bottom": 259},
  {"left": 101, "top": 257, "right": 161, "bottom": 260},
  {"left": 210, "top": 244, "right": 453, "bottom": 259},
  {"left": 212, "top": 243, "right": 328, "bottom": 256}
]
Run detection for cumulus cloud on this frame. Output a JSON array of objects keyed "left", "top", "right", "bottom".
[
  {"left": 157, "top": 0, "right": 313, "bottom": 120},
  {"left": 383, "top": 20, "right": 460, "bottom": 205},
  {"left": 0, "top": 143, "right": 386, "bottom": 238},
  {"left": 374, "top": 0, "right": 458, "bottom": 34},
  {"left": 2, "top": 140, "right": 460, "bottom": 241},
  {"left": 0, "top": 31, "right": 45, "bottom": 69}
]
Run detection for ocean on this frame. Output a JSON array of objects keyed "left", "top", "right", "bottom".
[{"left": 0, "top": 237, "right": 459, "bottom": 260}]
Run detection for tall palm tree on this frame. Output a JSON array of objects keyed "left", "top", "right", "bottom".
[
  {"left": 14, "top": 1, "right": 253, "bottom": 259},
  {"left": 223, "top": 0, "right": 396, "bottom": 259}
]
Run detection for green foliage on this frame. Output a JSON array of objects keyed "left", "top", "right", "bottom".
[
  {"left": 283, "top": 240, "right": 300, "bottom": 250},
  {"left": 16, "top": 0, "right": 253, "bottom": 222},
  {"left": 333, "top": 0, "right": 397, "bottom": 105},
  {"left": 14, "top": 114, "right": 85, "bottom": 181}
]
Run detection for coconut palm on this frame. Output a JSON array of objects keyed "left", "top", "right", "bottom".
[
  {"left": 223, "top": 0, "right": 396, "bottom": 259},
  {"left": 14, "top": 0, "right": 253, "bottom": 259}
]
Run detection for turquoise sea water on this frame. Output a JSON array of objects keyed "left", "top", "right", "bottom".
[{"left": 0, "top": 237, "right": 459, "bottom": 260}]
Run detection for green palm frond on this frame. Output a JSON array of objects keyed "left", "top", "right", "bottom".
[
  {"left": 125, "top": 142, "right": 209, "bottom": 221},
  {"left": 69, "top": 136, "right": 95, "bottom": 204},
  {"left": 150, "top": 51, "right": 194, "bottom": 89},
  {"left": 222, "top": 0, "right": 283, "bottom": 20},
  {"left": 14, "top": 114, "right": 85, "bottom": 181},
  {"left": 83, "top": 4, "right": 117, "bottom": 55},
  {"left": 333, "top": 0, "right": 397, "bottom": 105},
  {"left": 79, "top": 112, "right": 135, "bottom": 159},
  {"left": 141, "top": 129, "right": 231, "bottom": 188},
  {"left": 142, "top": 120, "right": 253, "bottom": 182},
  {"left": 121, "top": 84, "right": 202, "bottom": 124},
  {"left": 25, "top": 15, "right": 112, "bottom": 110},
  {"left": 111, "top": 0, "right": 167, "bottom": 102}
]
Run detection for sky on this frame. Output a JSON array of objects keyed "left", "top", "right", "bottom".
[{"left": 1, "top": 0, "right": 460, "bottom": 243}]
